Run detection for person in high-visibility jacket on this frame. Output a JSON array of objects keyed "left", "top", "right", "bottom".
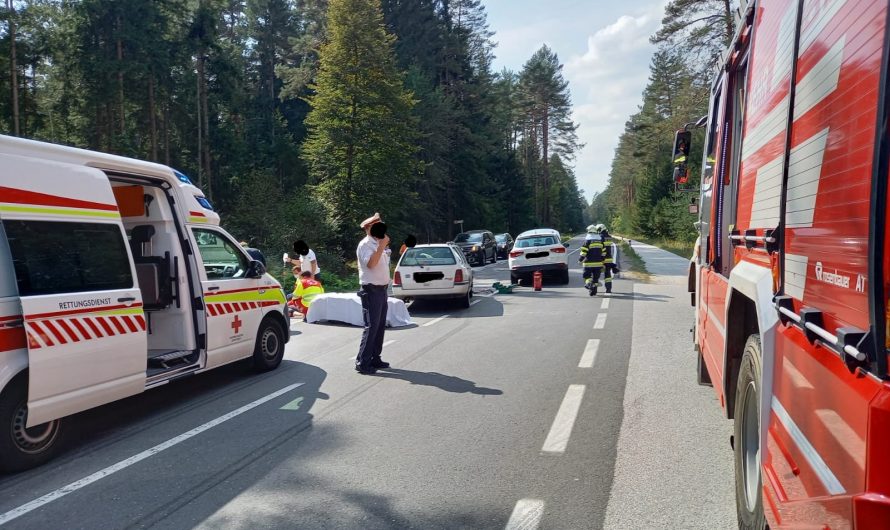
[
  {"left": 290, "top": 269, "right": 324, "bottom": 320},
  {"left": 579, "top": 224, "right": 604, "bottom": 296},
  {"left": 599, "top": 224, "right": 617, "bottom": 294}
]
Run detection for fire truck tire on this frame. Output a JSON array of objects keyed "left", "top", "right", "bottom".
[
  {"left": 733, "top": 335, "right": 767, "bottom": 530},
  {"left": 0, "top": 376, "right": 64, "bottom": 473},
  {"left": 252, "top": 317, "right": 286, "bottom": 372}
]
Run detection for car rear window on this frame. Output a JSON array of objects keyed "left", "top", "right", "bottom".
[
  {"left": 401, "top": 247, "right": 457, "bottom": 266},
  {"left": 516, "top": 236, "right": 557, "bottom": 248},
  {"left": 454, "top": 233, "right": 482, "bottom": 243},
  {"left": 495, "top": 234, "right": 508, "bottom": 243}
]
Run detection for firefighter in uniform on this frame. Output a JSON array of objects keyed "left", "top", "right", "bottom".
[
  {"left": 598, "top": 224, "right": 616, "bottom": 294},
  {"left": 579, "top": 224, "right": 605, "bottom": 296}
]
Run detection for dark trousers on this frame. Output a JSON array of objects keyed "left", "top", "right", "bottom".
[{"left": 356, "top": 284, "right": 388, "bottom": 368}]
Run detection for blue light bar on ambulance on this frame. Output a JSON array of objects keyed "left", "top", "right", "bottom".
[
  {"left": 196, "top": 196, "right": 214, "bottom": 211},
  {"left": 173, "top": 169, "right": 193, "bottom": 185}
]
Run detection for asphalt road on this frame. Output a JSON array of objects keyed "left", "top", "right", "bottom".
[{"left": 0, "top": 236, "right": 734, "bottom": 529}]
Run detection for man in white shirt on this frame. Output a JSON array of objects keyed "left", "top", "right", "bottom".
[
  {"left": 355, "top": 212, "right": 392, "bottom": 374},
  {"left": 288, "top": 240, "right": 321, "bottom": 282}
]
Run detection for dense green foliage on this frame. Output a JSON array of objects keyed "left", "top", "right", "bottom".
[
  {"left": 591, "top": 0, "right": 737, "bottom": 244},
  {"left": 0, "top": 0, "right": 587, "bottom": 282}
]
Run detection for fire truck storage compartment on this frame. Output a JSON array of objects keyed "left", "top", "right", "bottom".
[{"left": 111, "top": 181, "right": 197, "bottom": 368}]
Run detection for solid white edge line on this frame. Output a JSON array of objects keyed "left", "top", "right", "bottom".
[
  {"left": 600, "top": 298, "right": 610, "bottom": 310},
  {"left": 594, "top": 313, "right": 607, "bottom": 329},
  {"left": 505, "top": 498, "right": 545, "bottom": 530},
  {"left": 422, "top": 315, "right": 449, "bottom": 327},
  {"left": 579, "top": 339, "right": 600, "bottom": 368},
  {"left": 0, "top": 383, "right": 304, "bottom": 527},
  {"left": 541, "top": 384, "right": 586, "bottom": 454}
]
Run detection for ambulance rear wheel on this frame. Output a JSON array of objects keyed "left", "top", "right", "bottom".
[
  {"left": 733, "top": 334, "right": 767, "bottom": 530},
  {"left": 0, "top": 376, "right": 64, "bottom": 473},
  {"left": 252, "top": 318, "right": 285, "bottom": 372}
]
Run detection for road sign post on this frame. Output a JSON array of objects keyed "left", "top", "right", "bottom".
[{"left": 453, "top": 219, "right": 464, "bottom": 233}]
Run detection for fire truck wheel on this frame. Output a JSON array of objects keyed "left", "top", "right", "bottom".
[
  {"left": 252, "top": 317, "right": 286, "bottom": 372},
  {"left": 0, "top": 376, "right": 64, "bottom": 473},
  {"left": 733, "top": 335, "right": 767, "bottom": 530}
]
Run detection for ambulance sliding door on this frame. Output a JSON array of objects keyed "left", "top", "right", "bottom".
[{"left": 0, "top": 155, "right": 147, "bottom": 426}]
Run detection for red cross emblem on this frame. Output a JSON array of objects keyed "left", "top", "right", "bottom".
[{"left": 231, "top": 315, "right": 242, "bottom": 334}]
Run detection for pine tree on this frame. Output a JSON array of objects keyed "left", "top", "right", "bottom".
[
  {"left": 518, "top": 45, "right": 579, "bottom": 225},
  {"left": 302, "top": 0, "right": 420, "bottom": 246}
]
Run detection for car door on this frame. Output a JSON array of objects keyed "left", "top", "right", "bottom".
[
  {"left": 190, "top": 226, "right": 264, "bottom": 369},
  {"left": 0, "top": 157, "right": 147, "bottom": 426}
]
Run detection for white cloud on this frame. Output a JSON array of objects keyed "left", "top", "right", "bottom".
[{"left": 564, "top": 1, "right": 668, "bottom": 199}]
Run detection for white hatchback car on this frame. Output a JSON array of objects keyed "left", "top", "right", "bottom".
[
  {"left": 392, "top": 244, "right": 474, "bottom": 308},
  {"left": 508, "top": 228, "right": 570, "bottom": 284}
]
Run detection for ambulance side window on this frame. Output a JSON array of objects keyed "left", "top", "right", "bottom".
[
  {"left": 3, "top": 220, "right": 133, "bottom": 296},
  {"left": 0, "top": 223, "right": 17, "bottom": 298},
  {"left": 192, "top": 228, "right": 248, "bottom": 280}
]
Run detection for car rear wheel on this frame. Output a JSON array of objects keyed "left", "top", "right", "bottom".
[
  {"left": 489, "top": 250, "right": 497, "bottom": 264},
  {"left": 560, "top": 270, "right": 570, "bottom": 284},
  {"left": 459, "top": 286, "right": 471, "bottom": 309}
]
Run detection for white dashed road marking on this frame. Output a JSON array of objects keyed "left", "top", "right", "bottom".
[
  {"left": 579, "top": 339, "right": 600, "bottom": 368},
  {"left": 383, "top": 339, "right": 397, "bottom": 347},
  {"left": 600, "top": 298, "right": 610, "bottom": 310},
  {"left": 0, "top": 383, "right": 304, "bottom": 526},
  {"left": 505, "top": 499, "right": 545, "bottom": 530},
  {"left": 470, "top": 299, "right": 481, "bottom": 306},
  {"left": 594, "top": 313, "right": 607, "bottom": 329},
  {"left": 541, "top": 384, "right": 586, "bottom": 454}
]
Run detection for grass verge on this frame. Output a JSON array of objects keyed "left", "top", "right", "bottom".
[{"left": 618, "top": 241, "right": 649, "bottom": 276}]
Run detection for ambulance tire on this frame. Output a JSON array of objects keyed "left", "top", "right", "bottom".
[
  {"left": 733, "top": 335, "right": 767, "bottom": 530},
  {"left": 0, "top": 376, "right": 64, "bottom": 473},
  {"left": 252, "top": 317, "right": 286, "bottom": 372}
]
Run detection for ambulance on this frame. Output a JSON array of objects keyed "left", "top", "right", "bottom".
[{"left": 0, "top": 135, "right": 289, "bottom": 472}]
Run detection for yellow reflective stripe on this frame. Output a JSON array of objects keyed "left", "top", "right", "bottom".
[
  {"left": 189, "top": 216, "right": 209, "bottom": 223},
  {"left": 205, "top": 290, "right": 286, "bottom": 304},
  {"left": 0, "top": 204, "right": 121, "bottom": 219},
  {"left": 95, "top": 307, "right": 145, "bottom": 317}
]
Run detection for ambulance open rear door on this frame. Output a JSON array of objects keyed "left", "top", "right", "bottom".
[{"left": 0, "top": 154, "right": 147, "bottom": 426}]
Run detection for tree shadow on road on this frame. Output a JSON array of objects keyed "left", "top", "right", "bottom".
[
  {"left": 602, "top": 291, "right": 672, "bottom": 302},
  {"left": 372, "top": 368, "right": 503, "bottom": 395}
]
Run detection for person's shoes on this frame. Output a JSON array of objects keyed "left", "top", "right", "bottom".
[
  {"left": 371, "top": 359, "right": 390, "bottom": 369},
  {"left": 589, "top": 286, "right": 595, "bottom": 296},
  {"left": 355, "top": 365, "right": 377, "bottom": 375}
]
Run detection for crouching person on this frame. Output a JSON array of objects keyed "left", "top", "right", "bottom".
[{"left": 289, "top": 270, "right": 324, "bottom": 322}]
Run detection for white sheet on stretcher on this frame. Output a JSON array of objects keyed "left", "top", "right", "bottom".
[{"left": 306, "top": 293, "right": 414, "bottom": 328}]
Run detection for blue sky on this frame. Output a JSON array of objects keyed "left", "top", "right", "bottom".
[{"left": 484, "top": 0, "right": 669, "bottom": 201}]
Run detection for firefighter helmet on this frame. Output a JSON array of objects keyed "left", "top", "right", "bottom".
[
  {"left": 586, "top": 224, "right": 598, "bottom": 234},
  {"left": 595, "top": 223, "right": 606, "bottom": 233}
]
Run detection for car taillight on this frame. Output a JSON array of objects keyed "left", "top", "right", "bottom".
[
  {"left": 455, "top": 269, "right": 464, "bottom": 283},
  {"left": 509, "top": 250, "right": 523, "bottom": 258},
  {"left": 393, "top": 271, "right": 402, "bottom": 287},
  {"left": 551, "top": 247, "right": 566, "bottom": 254}
]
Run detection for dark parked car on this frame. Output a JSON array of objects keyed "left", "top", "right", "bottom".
[
  {"left": 495, "top": 233, "right": 513, "bottom": 259},
  {"left": 453, "top": 230, "right": 497, "bottom": 266}
]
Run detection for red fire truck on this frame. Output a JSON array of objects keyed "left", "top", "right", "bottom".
[{"left": 685, "top": 0, "right": 890, "bottom": 527}]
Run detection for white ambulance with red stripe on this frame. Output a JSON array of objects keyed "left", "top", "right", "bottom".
[{"left": 0, "top": 135, "right": 289, "bottom": 472}]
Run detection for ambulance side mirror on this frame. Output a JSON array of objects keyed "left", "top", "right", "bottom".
[{"left": 246, "top": 260, "right": 266, "bottom": 279}]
